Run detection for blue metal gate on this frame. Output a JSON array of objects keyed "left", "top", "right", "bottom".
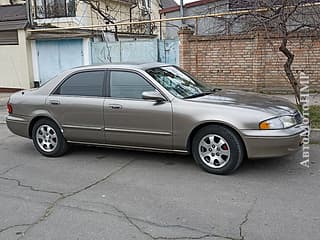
[
  {"left": 158, "top": 39, "right": 179, "bottom": 65},
  {"left": 37, "top": 39, "right": 83, "bottom": 84},
  {"left": 91, "top": 39, "right": 179, "bottom": 65}
]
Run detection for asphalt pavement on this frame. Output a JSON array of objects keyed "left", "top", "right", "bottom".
[{"left": 0, "top": 104, "right": 319, "bottom": 240}]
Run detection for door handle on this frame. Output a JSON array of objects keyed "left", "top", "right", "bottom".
[
  {"left": 49, "top": 100, "right": 60, "bottom": 105},
  {"left": 109, "top": 104, "right": 122, "bottom": 109}
]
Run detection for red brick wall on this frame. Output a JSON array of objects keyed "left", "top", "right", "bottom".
[{"left": 178, "top": 28, "right": 320, "bottom": 93}]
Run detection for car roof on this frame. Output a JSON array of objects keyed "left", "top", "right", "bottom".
[
  {"left": 33, "top": 62, "right": 174, "bottom": 95},
  {"left": 71, "top": 62, "right": 172, "bottom": 71}
]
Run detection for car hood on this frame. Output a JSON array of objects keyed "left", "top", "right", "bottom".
[{"left": 188, "top": 90, "right": 298, "bottom": 115}]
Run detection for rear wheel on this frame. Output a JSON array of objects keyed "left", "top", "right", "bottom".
[
  {"left": 192, "top": 125, "right": 244, "bottom": 174},
  {"left": 32, "top": 119, "right": 68, "bottom": 157}
]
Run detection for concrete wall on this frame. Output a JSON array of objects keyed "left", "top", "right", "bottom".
[
  {"left": 161, "top": 0, "right": 229, "bottom": 39},
  {"left": 0, "top": 30, "right": 33, "bottom": 89},
  {"left": 161, "top": 0, "right": 320, "bottom": 40}
]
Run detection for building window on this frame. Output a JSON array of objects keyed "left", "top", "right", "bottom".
[
  {"left": 34, "top": 0, "right": 76, "bottom": 19},
  {"left": 229, "top": 1, "right": 254, "bottom": 10},
  {"left": 0, "top": 30, "right": 18, "bottom": 45},
  {"left": 142, "top": 0, "right": 151, "bottom": 9}
]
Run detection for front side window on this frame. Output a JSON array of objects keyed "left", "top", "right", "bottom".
[
  {"left": 55, "top": 71, "right": 104, "bottom": 97},
  {"left": 146, "top": 66, "right": 212, "bottom": 99},
  {"left": 34, "top": 0, "right": 76, "bottom": 19},
  {"left": 110, "top": 71, "right": 155, "bottom": 99}
]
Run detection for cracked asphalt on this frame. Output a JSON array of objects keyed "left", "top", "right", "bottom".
[{"left": 0, "top": 105, "right": 319, "bottom": 240}]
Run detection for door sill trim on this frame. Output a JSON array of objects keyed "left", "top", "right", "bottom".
[
  {"left": 67, "top": 140, "right": 188, "bottom": 154},
  {"left": 63, "top": 125, "right": 102, "bottom": 131},
  {"left": 104, "top": 127, "right": 172, "bottom": 136}
]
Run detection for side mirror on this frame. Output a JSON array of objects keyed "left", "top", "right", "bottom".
[{"left": 142, "top": 90, "right": 166, "bottom": 102}]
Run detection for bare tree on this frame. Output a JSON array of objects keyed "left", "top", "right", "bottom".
[
  {"left": 78, "top": 0, "right": 155, "bottom": 40},
  {"left": 79, "top": 0, "right": 119, "bottom": 41},
  {"left": 227, "top": 0, "right": 320, "bottom": 104}
]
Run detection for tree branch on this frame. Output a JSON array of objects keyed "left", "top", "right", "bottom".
[{"left": 79, "top": 0, "right": 119, "bottom": 41}]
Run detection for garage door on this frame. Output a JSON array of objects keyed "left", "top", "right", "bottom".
[{"left": 37, "top": 39, "right": 83, "bottom": 84}]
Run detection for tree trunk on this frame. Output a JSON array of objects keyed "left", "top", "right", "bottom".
[{"left": 279, "top": 37, "right": 300, "bottom": 105}]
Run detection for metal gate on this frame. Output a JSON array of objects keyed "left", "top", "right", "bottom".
[
  {"left": 36, "top": 39, "right": 83, "bottom": 84},
  {"left": 91, "top": 39, "right": 179, "bottom": 65}
]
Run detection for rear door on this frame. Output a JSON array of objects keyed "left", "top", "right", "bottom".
[
  {"left": 47, "top": 70, "right": 106, "bottom": 143},
  {"left": 104, "top": 70, "right": 173, "bottom": 149}
]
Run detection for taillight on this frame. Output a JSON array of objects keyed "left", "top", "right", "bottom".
[{"left": 7, "top": 103, "right": 13, "bottom": 114}]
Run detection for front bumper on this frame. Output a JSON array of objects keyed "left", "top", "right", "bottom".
[{"left": 240, "top": 124, "right": 307, "bottom": 159}]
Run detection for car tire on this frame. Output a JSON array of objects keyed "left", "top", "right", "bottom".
[
  {"left": 32, "top": 119, "right": 68, "bottom": 157},
  {"left": 192, "top": 124, "right": 244, "bottom": 175}
]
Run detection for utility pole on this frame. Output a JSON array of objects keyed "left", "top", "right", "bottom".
[{"left": 180, "top": 0, "right": 184, "bottom": 24}]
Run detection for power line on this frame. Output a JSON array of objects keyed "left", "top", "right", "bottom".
[{"left": 28, "top": 1, "right": 320, "bottom": 32}]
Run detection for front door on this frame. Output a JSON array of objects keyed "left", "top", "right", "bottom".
[
  {"left": 104, "top": 70, "right": 173, "bottom": 149},
  {"left": 47, "top": 70, "right": 106, "bottom": 143}
]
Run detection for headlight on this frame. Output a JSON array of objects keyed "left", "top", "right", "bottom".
[{"left": 259, "top": 116, "right": 297, "bottom": 129}]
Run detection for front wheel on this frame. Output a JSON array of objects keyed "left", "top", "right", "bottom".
[
  {"left": 192, "top": 125, "right": 244, "bottom": 175},
  {"left": 32, "top": 119, "right": 68, "bottom": 157}
]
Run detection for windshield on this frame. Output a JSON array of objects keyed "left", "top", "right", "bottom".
[{"left": 146, "top": 66, "right": 213, "bottom": 99}]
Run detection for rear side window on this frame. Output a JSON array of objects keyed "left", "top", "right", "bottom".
[
  {"left": 110, "top": 71, "right": 154, "bottom": 99},
  {"left": 56, "top": 71, "right": 105, "bottom": 97}
]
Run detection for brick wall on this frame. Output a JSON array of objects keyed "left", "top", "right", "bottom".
[{"left": 178, "top": 27, "right": 320, "bottom": 93}]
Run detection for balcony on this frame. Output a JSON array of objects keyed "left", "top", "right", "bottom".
[{"left": 34, "top": 0, "right": 76, "bottom": 19}]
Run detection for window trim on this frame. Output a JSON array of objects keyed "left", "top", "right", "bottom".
[
  {"left": 106, "top": 69, "right": 169, "bottom": 102},
  {"left": 51, "top": 69, "right": 107, "bottom": 98}
]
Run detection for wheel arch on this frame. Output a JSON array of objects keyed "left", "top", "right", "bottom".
[
  {"left": 186, "top": 121, "right": 248, "bottom": 157},
  {"left": 28, "top": 115, "right": 62, "bottom": 139}
]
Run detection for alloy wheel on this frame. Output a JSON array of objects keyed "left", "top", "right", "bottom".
[
  {"left": 198, "top": 134, "right": 231, "bottom": 168},
  {"left": 36, "top": 124, "right": 58, "bottom": 153}
]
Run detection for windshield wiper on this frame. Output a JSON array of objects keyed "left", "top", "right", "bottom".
[
  {"left": 183, "top": 88, "right": 221, "bottom": 99},
  {"left": 183, "top": 92, "right": 212, "bottom": 99}
]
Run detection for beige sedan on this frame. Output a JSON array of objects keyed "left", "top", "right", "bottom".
[{"left": 6, "top": 63, "right": 305, "bottom": 174}]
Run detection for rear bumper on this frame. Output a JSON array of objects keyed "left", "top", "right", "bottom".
[
  {"left": 6, "top": 115, "right": 29, "bottom": 138},
  {"left": 241, "top": 125, "right": 306, "bottom": 159}
]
